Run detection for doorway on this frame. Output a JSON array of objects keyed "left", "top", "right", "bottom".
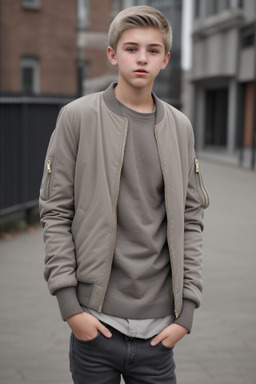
[{"left": 205, "top": 88, "right": 228, "bottom": 147}]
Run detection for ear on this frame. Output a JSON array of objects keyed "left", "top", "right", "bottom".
[
  {"left": 161, "top": 52, "right": 170, "bottom": 70},
  {"left": 107, "top": 46, "right": 118, "bottom": 66}
]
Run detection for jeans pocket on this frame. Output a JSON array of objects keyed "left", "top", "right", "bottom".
[
  {"left": 72, "top": 331, "right": 101, "bottom": 344},
  {"left": 160, "top": 341, "right": 174, "bottom": 351}
]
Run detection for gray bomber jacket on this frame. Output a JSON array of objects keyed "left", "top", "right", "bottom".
[{"left": 39, "top": 84, "right": 209, "bottom": 326}]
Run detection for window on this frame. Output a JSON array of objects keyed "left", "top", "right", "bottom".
[
  {"left": 123, "top": 0, "right": 135, "bottom": 7},
  {"left": 241, "top": 25, "right": 255, "bottom": 48},
  {"left": 20, "top": 57, "right": 40, "bottom": 94},
  {"left": 21, "top": 0, "right": 41, "bottom": 10},
  {"left": 206, "top": 0, "right": 218, "bottom": 15},
  {"left": 147, "top": 0, "right": 170, "bottom": 8},
  {"left": 77, "top": 60, "right": 90, "bottom": 96},
  {"left": 225, "top": 0, "right": 231, "bottom": 8},
  {"left": 77, "top": 0, "right": 90, "bottom": 29},
  {"left": 194, "top": 0, "right": 201, "bottom": 18},
  {"left": 219, "top": 0, "right": 231, "bottom": 11},
  {"left": 112, "top": 0, "right": 120, "bottom": 16},
  {"left": 218, "top": 0, "right": 244, "bottom": 12}
]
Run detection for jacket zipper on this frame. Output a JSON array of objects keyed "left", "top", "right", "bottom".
[
  {"left": 99, "top": 121, "right": 128, "bottom": 312},
  {"left": 194, "top": 159, "right": 210, "bottom": 209},
  {"left": 47, "top": 159, "right": 52, "bottom": 174},
  {"left": 154, "top": 126, "right": 178, "bottom": 319},
  {"left": 46, "top": 159, "right": 52, "bottom": 200}
]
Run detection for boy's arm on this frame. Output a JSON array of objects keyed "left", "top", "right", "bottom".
[
  {"left": 39, "top": 107, "right": 83, "bottom": 319},
  {"left": 152, "top": 141, "right": 209, "bottom": 346},
  {"left": 55, "top": 287, "right": 83, "bottom": 320},
  {"left": 182, "top": 145, "right": 209, "bottom": 309},
  {"left": 173, "top": 298, "right": 196, "bottom": 332},
  {"left": 176, "top": 131, "right": 209, "bottom": 332}
]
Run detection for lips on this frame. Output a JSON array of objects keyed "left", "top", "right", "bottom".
[{"left": 134, "top": 69, "right": 148, "bottom": 74}]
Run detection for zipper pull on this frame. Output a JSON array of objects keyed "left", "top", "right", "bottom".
[
  {"left": 47, "top": 159, "right": 52, "bottom": 174},
  {"left": 195, "top": 158, "right": 199, "bottom": 174},
  {"left": 174, "top": 309, "right": 178, "bottom": 319}
]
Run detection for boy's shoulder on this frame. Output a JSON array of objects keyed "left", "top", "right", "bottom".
[
  {"left": 156, "top": 96, "right": 193, "bottom": 131},
  {"left": 55, "top": 91, "right": 106, "bottom": 133},
  {"left": 64, "top": 90, "right": 103, "bottom": 115}
]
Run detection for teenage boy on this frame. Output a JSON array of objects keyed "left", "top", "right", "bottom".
[{"left": 40, "top": 5, "right": 209, "bottom": 384}]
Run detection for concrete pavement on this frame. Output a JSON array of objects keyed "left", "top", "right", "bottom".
[{"left": 0, "top": 160, "right": 256, "bottom": 384}]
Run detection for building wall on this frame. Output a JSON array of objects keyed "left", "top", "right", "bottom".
[
  {"left": 78, "top": 0, "right": 118, "bottom": 95},
  {"left": 0, "top": 0, "right": 77, "bottom": 95},
  {"left": 243, "top": 82, "right": 254, "bottom": 147},
  {"left": 148, "top": 0, "right": 182, "bottom": 106},
  {"left": 1, "top": 0, "right": 182, "bottom": 101},
  {"left": 193, "top": 28, "right": 239, "bottom": 80},
  {"left": 190, "top": 0, "right": 256, "bottom": 167}
]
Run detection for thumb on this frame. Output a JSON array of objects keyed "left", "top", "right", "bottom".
[{"left": 97, "top": 322, "right": 112, "bottom": 338}]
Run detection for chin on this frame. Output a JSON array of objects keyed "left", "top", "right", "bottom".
[{"left": 131, "top": 79, "right": 152, "bottom": 88}]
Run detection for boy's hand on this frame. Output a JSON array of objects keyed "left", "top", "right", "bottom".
[
  {"left": 150, "top": 323, "right": 188, "bottom": 348},
  {"left": 67, "top": 312, "right": 112, "bottom": 341}
]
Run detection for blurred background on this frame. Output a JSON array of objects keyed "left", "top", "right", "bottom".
[
  {"left": 0, "top": 1, "right": 256, "bottom": 384},
  {"left": 0, "top": 0, "right": 255, "bottom": 227}
]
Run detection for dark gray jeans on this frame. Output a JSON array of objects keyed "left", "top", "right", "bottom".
[{"left": 69, "top": 324, "right": 176, "bottom": 384}]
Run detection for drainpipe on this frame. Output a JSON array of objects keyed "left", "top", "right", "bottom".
[
  {"left": 251, "top": 20, "right": 256, "bottom": 170},
  {"left": 0, "top": 0, "right": 2, "bottom": 91}
]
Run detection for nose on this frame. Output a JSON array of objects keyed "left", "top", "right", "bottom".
[{"left": 137, "top": 50, "right": 148, "bottom": 65}]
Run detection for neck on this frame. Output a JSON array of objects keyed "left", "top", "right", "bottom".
[{"left": 114, "top": 82, "right": 154, "bottom": 113}]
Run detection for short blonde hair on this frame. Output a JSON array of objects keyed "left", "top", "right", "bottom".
[{"left": 108, "top": 6, "right": 172, "bottom": 54}]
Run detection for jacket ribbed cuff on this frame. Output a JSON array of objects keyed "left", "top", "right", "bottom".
[
  {"left": 174, "top": 299, "right": 196, "bottom": 333},
  {"left": 55, "top": 287, "right": 83, "bottom": 321}
]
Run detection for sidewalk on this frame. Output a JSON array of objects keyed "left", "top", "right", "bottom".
[{"left": 0, "top": 160, "right": 256, "bottom": 384}]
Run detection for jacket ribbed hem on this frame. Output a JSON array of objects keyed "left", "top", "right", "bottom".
[
  {"left": 56, "top": 287, "right": 83, "bottom": 321},
  {"left": 174, "top": 298, "right": 196, "bottom": 333},
  {"left": 55, "top": 284, "right": 196, "bottom": 332}
]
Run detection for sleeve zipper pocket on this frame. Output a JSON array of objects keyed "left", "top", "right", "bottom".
[
  {"left": 45, "top": 158, "right": 53, "bottom": 200},
  {"left": 194, "top": 159, "right": 210, "bottom": 209}
]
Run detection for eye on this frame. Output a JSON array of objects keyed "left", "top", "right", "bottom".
[
  {"left": 149, "top": 49, "right": 159, "bottom": 54},
  {"left": 127, "top": 47, "right": 136, "bottom": 53}
]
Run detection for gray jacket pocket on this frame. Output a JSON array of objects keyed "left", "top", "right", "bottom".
[
  {"left": 40, "top": 157, "right": 54, "bottom": 201},
  {"left": 194, "top": 158, "right": 210, "bottom": 209}
]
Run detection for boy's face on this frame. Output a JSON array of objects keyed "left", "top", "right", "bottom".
[{"left": 107, "top": 27, "right": 170, "bottom": 91}]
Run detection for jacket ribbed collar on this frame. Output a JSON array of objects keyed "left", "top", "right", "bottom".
[{"left": 103, "top": 83, "right": 165, "bottom": 125}]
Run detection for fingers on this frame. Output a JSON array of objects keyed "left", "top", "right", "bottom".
[
  {"left": 151, "top": 323, "right": 188, "bottom": 347},
  {"left": 90, "top": 314, "right": 112, "bottom": 338},
  {"left": 97, "top": 322, "right": 112, "bottom": 338},
  {"left": 150, "top": 330, "right": 165, "bottom": 346},
  {"left": 67, "top": 312, "right": 112, "bottom": 340}
]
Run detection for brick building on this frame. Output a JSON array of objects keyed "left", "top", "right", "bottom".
[
  {"left": 77, "top": 0, "right": 119, "bottom": 95},
  {"left": 0, "top": 0, "right": 183, "bottom": 219},
  {"left": 0, "top": 0, "right": 77, "bottom": 96},
  {"left": 0, "top": 0, "right": 182, "bottom": 101}
]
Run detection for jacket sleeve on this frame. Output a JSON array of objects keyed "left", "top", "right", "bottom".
[
  {"left": 39, "top": 107, "right": 82, "bottom": 304},
  {"left": 182, "top": 131, "right": 209, "bottom": 311}
]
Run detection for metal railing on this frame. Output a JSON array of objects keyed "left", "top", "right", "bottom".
[{"left": 0, "top": 94, "right": 74, "bottom": 218}]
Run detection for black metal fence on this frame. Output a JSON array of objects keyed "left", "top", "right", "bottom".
[{"left": 0, "top": 94, "right": 74, "bottom": 218}]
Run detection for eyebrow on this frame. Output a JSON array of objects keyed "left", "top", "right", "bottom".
[{"left": 122, "top": 42, "right": 163, "bottom": 48}]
